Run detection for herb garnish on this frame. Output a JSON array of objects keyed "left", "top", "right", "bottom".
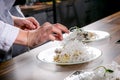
[{"left": 94, "top": 66, "right": 114, "bottom": 77}]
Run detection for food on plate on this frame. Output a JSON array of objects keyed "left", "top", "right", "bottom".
[
  {"left": 67, "top": 26, "right": 97, "bottom": 41},
  {"left": 53, "top": 27, "right": 97, "bottom": 63},
  {"left": 65, "top": 62, "right": 120, "bottom": 80},
  {"left": 54, "top": 40, "right": 90, "bottom": 63}
]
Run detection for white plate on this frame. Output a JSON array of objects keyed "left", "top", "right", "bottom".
[
  {"left": 64, "top": 62, "right": 120, "bottom": 80},
  {"left": 64, "top": 70, "right": 92, "bottom": 80},
  {"left": 37, "top": 46, "right": 102, "bottom": 65},
  {"left": 63, "top": 30, "right": 110, "bottom": 42}
]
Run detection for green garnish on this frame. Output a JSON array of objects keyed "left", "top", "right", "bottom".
[
  {"left": 106, "top": 69, "right": 114, "bottom": 73},
  {"left": 94, "top": 66, "right": 114, "bottom": 77},
  {"left": 73, "top": 26, "right": 80, "bottom": 32},
  {"left": 69, "top": 26, "right": 82, "bottom": 32}
]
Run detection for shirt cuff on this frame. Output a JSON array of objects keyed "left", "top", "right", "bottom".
[{"left": 0, "top": 22, "right": 19, "bottom": 51}]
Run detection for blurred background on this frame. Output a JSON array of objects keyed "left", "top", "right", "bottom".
[{"left": 20, "top": 0, "right": 120, "bottom": 29}]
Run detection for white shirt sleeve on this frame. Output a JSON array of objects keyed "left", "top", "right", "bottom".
[
  {"left": 0, "top": 21, "right": 19, "bottom": 51},
  {"left": 10, "top": 5, "right": 25, "bottom": 18}
]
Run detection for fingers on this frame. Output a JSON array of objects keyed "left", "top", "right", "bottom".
[
  {"left": 42, "top": 22, "right": 63, "bottom": 40},
  {"left": 49, "top": 34, "right": 56, "bottom": 41},
  {"left": 28, "top": 22, "right": 69, "bottom": 47},
  {"left": 41, "top": 22, "right": 70, "bottom": 41},
  {"left": 49, "top": 34, "right": 62, "bottom": 41},
  {"left": 23, "top": 19, "right": 37, "bottom": 30},
  {"left": 51, "top": 27, "right": 63, "bottom": 40},
  {"left": 53, "top": 23, "right": 70, "bottom": 33},
  {"left": 26, "top": 17, "right": 40, "bottom": 29}
]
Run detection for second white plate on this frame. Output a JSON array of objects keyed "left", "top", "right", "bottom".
[{"left": 63, "top": 30, "right": 110, "bottom": 42}]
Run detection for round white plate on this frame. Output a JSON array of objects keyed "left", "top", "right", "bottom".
[
  {"left": 63, "top": 30, "right": 110, "bottom": 42},
  {"left": 37, "top": 46, "right": 102, "bottom": 65}
]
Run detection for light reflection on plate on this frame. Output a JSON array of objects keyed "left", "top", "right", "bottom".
[
  {"left": 37, "top": 46, "right": 102, "bottom": 65},
  {"left": 64, "top": 70, "right": 93, "bottom": 80},
  {"left": 63, "top": 30, "right": 110, "bottom": 42},
  {"left": 64, "top": 62, "right": 120, "bottom": 80}
]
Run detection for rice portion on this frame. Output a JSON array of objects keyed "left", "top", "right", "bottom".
[
  {"left": 53, "top": 28, "right": 97, "bottom": 63},
  {"left": 54, "top": 40, "right": 92, "bottom": 63}
]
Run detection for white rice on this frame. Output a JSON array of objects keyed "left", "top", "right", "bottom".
[{"left": 54, "top": 30, "right": 94, "bottom": 62}]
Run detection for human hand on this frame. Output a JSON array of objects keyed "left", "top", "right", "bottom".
[
  {"left": 51, "top": 23, "right": 69, "bottom": 40},
  {"left": 13, "top": 16, "right": 40, "bottom": 30},
  {"left": 28, "top": 22, "right": 69, "bottom": 47},
  {"left": 15, "top": 22, "right": 69, "bottom": 47}
]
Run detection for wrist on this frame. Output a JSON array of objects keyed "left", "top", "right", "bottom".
[{"left": 15, "top": 29, "right": 28, "bottom": 46}]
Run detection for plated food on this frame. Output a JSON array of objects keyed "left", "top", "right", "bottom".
[
  {"left": 53, "top": 27, "right": 102, "bottom": 63},
  {"left": 63, "top": 27, "right": 110, "bottom": 42},
  {"left": 54, "top": 40, "right": 88, "bottom": 63},
  {"left": 66, "top": 27, "right": 97, "bottom": 42},
  {"left": 37, "top": 46, "right": 102, "bottom": 65},
  {"left": 64, "top": 62, "right": 120, "bottom": 80},
  {"left": 37, "top": 27, "right": 109, "bottom": 65},
  {"left": 54, "top": 41, "right": 99, "bottom": 63}
]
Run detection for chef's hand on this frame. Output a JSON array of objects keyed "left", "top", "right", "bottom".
[
  {"left": 12, "top": 16, "right": 40, "bottom": 30},
  {"left": 15, "top": 22, "right": 69, "bottom": 47},
  {"left": 28, "top": 22, "right": 69, "bottom": 47}
]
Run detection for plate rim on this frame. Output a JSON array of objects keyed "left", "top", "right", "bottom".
[{"left": 36, "top": 46, "right": 102, "bottom": 65}]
